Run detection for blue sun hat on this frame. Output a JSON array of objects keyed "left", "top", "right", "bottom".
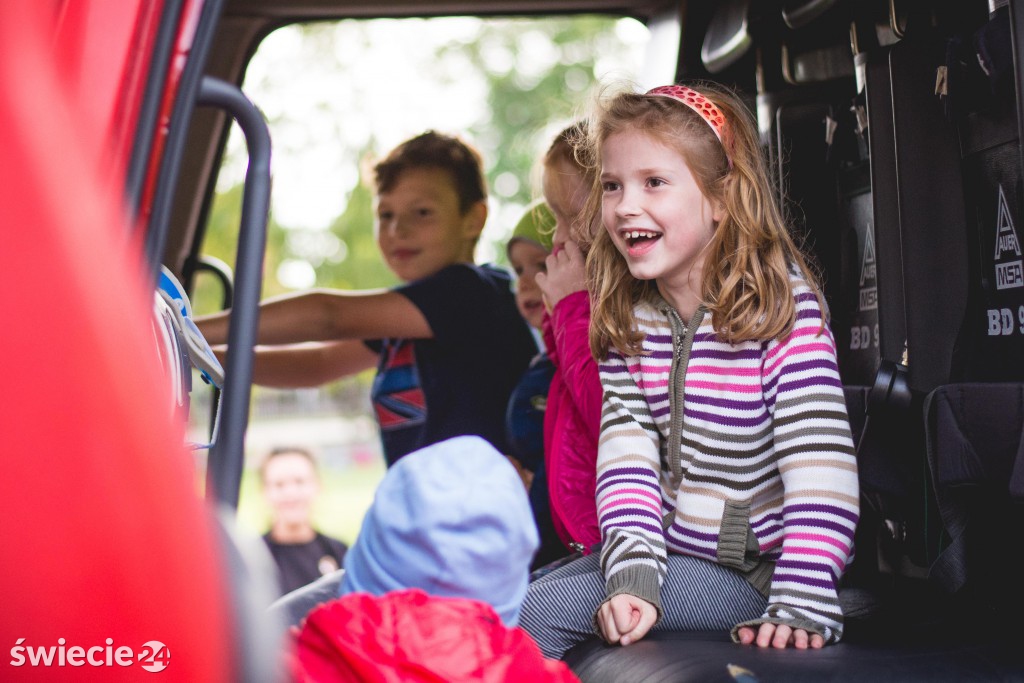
[
  {"left": 339, "top": 435, "right": 538, "bottom": 626},
  {"left": 506, "top": 200, "right": 555, "bottom": 257}
]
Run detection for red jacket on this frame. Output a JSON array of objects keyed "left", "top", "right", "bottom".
[
  {"left": 291, "top": 589, "right": 579, "bottom": 683},
  {"left": 543, "top": 290, "right": 602, "bottom": 552}
]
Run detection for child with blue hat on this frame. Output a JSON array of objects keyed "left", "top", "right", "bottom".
[
  {"left": 339, "top": 434, "right": 539, "bottom": 625},
  {"left": 289, "top": 436, "right": 578, "bottom": 681}
]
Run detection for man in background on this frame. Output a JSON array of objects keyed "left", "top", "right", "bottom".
[{"left": 261, "top": 446, "right": 348, "bottom": 596}]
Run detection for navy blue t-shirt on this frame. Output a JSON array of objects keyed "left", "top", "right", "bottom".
[{"left": 368, "top": 263, "right": 537, "bottom": 465}]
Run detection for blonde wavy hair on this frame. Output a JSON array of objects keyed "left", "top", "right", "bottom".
[
  {"left": 583, "top": 82, "right": 824, "bottom": 359},
  {"left": 542, "top": 121, "right": 596, "bottom": 244}
]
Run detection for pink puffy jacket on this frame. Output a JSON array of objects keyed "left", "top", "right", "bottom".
[
  {"left": 543, "top": 290, "right": 602, "bottom": 552},
  {"left": 291, "top": 590, "right": 579, "bottom": 683}
]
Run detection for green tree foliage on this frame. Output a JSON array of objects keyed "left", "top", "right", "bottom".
[
  {"left": 316, "top": 167, "right": 399, "bottom": 291},
  {"left": 453, "top": 17, "right": 627, "bottom": 197},
  {"left": 441, "top": 16, "right": 637, "bottom": 263},
  {"left": 191, "top": 182, "right": 289, "bottom": 316}
]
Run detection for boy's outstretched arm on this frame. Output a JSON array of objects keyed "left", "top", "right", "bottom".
[
  {"left": 196, "top": 288, "right": 433, "bottom": 346},
  {"left": 245, "top": 340, "right": 379, "bottom": 388}
]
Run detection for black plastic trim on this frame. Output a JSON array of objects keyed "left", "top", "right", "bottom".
[{"left": 142, "top": 0, "right": 227, "bottom": 286}]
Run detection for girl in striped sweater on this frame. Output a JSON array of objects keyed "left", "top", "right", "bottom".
[{"left": 519, "top": 82, "right": 859, "bottom": 659}]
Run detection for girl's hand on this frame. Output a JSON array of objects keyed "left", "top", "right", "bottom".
[
  {"left": 535, "top": 240, "right": 587, "bottom": 311},
  {"left": 736, "top": 623, "right": 824, "bottom": 650},
  {"left": 596, "top": 594, "right": 658, "bottom": 647}
]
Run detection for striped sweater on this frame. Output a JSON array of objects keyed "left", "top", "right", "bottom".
[{"left": 596, "top": 283, "right": 859, "bottom": 644}]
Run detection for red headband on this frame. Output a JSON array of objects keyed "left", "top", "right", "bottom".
[{"left": 646, "top": 85, "right": 730, "bottom": 163}]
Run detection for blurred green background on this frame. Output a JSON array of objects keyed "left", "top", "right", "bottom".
[{"left": 236, "top": 459, "right": 386, "bottom": 544}]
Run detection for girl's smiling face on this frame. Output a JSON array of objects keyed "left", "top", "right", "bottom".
[
  {"left": 600, "top": 127, "right": 723, "bottom": 313},
  {"left": 508, "top": 239, "right": 549, "bottom": 330}
]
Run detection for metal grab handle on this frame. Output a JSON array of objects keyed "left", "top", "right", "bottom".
[
  {"left": 197, "top": 76, "right": 271, "bottom": 509},
  {"left": 192, "top": 254, "right": 234, "bottom": 310}
]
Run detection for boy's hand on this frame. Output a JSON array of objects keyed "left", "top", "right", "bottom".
[
  {"left": 596, "top": 594, "right": 657, "bottom": 647},
  {"left": 536, "top": 240, "right": 586, "bottom": 311},
  {"left": 736, "top": 623, "right": 824, "bottom": 650}
]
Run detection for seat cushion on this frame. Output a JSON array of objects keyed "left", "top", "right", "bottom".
[{"left": 563, "top": 619, "right": 1022, "bottom": 682}]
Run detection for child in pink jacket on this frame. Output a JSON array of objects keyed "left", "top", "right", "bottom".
[{"left": 534, "top": 124, "right": 602, "bottom": 558}]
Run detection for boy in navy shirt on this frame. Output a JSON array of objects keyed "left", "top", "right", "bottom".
[{"left": 198, "top": 132, "right": 536, "bottom": 464}]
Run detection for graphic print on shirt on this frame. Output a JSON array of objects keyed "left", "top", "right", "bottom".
[{"left": 372, "top": 340, "right": 426, "bottom": 431}]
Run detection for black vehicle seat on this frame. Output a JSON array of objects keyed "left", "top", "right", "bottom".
[
  {"left": 858, "top": 3, "right": 1024, "bottom": 601},
  {"left": 564, "top": 614, "right": 1024, "bottom": 683},
  {"left": 851, "top": 23, "right": 965, "bottom": 582},
  {"left": 923, "top": 383, "right": 1024, "bottom": 604},
  {"left": 913, "top": 2, "right": 1024, "bottom": 611}
]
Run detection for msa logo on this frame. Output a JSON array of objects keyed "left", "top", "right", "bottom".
[
  {"left": 858, "top": 223, "right": 877, "bottom": 311},
  {"left": 994, "top": 185, "right": 1023, "bottom": 290}
]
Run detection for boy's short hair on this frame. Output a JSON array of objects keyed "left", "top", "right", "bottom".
[
  {"left": 258, "top": 446, "right": 318, "bottom": 484},
  {"left": 373, "top": 131, "right": 488, "bottom": 214}
]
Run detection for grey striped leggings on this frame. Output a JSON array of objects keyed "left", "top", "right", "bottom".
[{"left": 519, "top": 552, "right": 767, "bottom": 660}]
